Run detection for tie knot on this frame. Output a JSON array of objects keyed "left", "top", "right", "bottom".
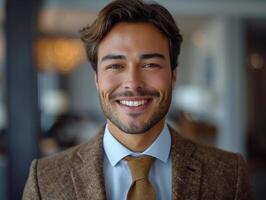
[{"left": 125, "top": 155, "right": 155, "bottom": 181}]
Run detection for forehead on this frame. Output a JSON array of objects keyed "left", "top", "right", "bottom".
[{"left": 97, "top": 22, "right": 169, "bottom": 59}]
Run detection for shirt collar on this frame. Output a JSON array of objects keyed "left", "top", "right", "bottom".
[{"left": 103, "top": 124, "right": 171, "bottom": 167}]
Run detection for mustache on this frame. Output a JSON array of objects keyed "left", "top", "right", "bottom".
[{"left": 110, "top": 88, "right": 160, "bottom": 99}]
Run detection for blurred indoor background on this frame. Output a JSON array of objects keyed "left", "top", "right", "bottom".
[{"left": 0, "top": 0, "right": 266, "bottom": 199}]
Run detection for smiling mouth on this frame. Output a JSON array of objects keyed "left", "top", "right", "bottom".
[
  {"left": 119, "top": 100, "right": 147, "bottom": 107},
  {"left": 115, "top": 98, "right": 152, "bottom": 112}
]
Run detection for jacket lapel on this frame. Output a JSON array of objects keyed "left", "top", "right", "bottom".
[
  {"left": 70, "top": 130, "right": 106, "bottom": 200},
  {"left": 170, "top": 127, "right": 202, "bottom": 200}
]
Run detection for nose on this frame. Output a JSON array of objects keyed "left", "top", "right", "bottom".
[{"left": 123, "top": 67, "right": 144, "bottom": 90}]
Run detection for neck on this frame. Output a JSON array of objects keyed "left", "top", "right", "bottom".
[{"left": 107, "top": 119, "right": 165, "bottom": 152}]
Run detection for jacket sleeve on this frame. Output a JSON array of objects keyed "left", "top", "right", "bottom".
[
  {"left": 234, "top": 154, "right": 254, "bottom": 200},
  {"left": 22, "top": 159, "right": 41, "bottom": 200}
]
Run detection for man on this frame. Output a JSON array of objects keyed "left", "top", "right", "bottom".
[{"left": 23, "top": 0, "right": 253, "bottom": 199}]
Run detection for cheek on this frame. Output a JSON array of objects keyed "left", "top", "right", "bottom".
[
  {"left": 143, "top": 72, "right": 172, "bottom": 91},
  {"left": 97, "top": 75, "right": 121, "bottom": 96}
]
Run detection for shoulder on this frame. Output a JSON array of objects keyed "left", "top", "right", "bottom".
[
  {"left": 170, "top": 126, "right": 242, "bottom": 165},
  {"left": 37, "top": 131, "right": 103, "bottom": 171},
  {"left": 170, "top": 127, "right": 253, "bottom": 199},
  {"left": 194, "top": 141, "right": 242, "bottom": 166},
  {"left": 170, "top": 126, "right": 247, "bottom": 182},
  {"left": 191, "top": 139, "right": 253, "bottom": 199},
  {"left": 23, "top": 130, "right": 105, "bottom": 199}
]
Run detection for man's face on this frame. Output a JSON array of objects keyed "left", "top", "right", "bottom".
[{"left": 96, "top": 22, "right": 176, "bottom": 134}]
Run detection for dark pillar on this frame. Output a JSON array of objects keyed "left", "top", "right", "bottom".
[{"left": 5, "top": 0, "right": 42, "bottom": 199}]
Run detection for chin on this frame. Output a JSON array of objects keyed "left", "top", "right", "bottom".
[{"left": 117, "top": 122, "right": 155, "bottom": 135}]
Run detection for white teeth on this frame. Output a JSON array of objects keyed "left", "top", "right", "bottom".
[{"left": 120, "top": 100, "right": 146, "bottom": 107}]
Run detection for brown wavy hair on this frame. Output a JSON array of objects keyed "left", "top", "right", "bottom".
[{"left": 80, "top": 0, "right": 183, "bottom": 72}]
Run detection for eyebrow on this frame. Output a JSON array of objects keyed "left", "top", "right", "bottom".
[
  {"left": 100, "top": 53, "right": 166, "bottom": 63},
  {"left": 100, "top": 54, "right": 126, "bottom": 63},
  {"left": 140, "top": 53, "right": 165, "bottom": 60}
]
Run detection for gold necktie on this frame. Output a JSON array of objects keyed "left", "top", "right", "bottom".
[{"left": 125, "top": 155, "right": 156, "bottom": 200}]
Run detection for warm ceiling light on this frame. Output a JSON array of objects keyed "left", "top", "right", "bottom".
[{"left": 35, "top": 37, "right": 85, "bottom": 73}]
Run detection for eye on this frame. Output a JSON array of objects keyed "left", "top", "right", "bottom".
[
  {"left": 142, "top": 63, "right": 161, "bottom": 69},
  {"left": 106, "top": 64, "right": 123, "bottom": 70}
]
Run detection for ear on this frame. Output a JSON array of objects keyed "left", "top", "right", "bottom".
[
  {"left": 171, "top": 68, "right": 177, "bottom": 89},
  {"left": 94, "top": 73, "right": 99, "bottom": 91}
]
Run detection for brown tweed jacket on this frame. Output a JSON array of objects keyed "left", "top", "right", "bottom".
[{"left": 23, "top": 127, "right": 253, "bottom": 200}]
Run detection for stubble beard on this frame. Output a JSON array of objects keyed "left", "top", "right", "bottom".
[{"left": 99, "top": 87, "right": 172, "bottom": 134}]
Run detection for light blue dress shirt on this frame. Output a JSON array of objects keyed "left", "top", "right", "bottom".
[{"left": 103, "top": 124, "right": 172, "bottom": 200}]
